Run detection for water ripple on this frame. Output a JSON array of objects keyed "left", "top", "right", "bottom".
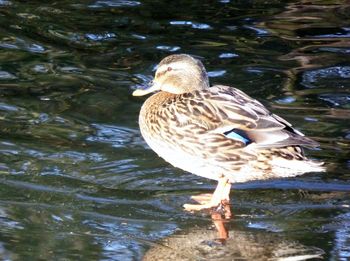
[
  {"left": 0, "top": 38, "right": 46, "bottom": 53},
  {"left": 0, "top": 71, "right": 16, "bottom": 80},
  {"left": 87, "top": 124, "right": 145, "bottom": 149},
  {"left": 0, "top": 0, "right": 11, "bottom": 6},
  {"left": 89, "top": 0, "right": 141, "bottom": 8},
  {"left": 170, "top": 21, "right": 212, "bottom": 30},
  {"left": 219, "top": 52, "right": 239, "bottom": 59},
  {"left": 0, "top": 0, "right": 349, "bottom": 260},
  {"left": 302, "top": 66, "right": 350, "bottom": 88},
  {"left": 208, "top": 70, "right": 226, "bottom": 77},
  {"left": 85, "top": 32, "right": 117, "bottom": 41},
  {"left": 0, "top": 102, "right": 19, "bottom": 112},
  {"left": 156, "top": 45, "right": 181, "bottom": 52}
]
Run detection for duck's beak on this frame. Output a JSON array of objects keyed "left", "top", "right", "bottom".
[{"left": 132, "top": 81, "right": 160, "bottom": 96}]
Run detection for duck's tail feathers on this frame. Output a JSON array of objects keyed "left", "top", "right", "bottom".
[{"left": 270, "top": 158, "right": 326, "bottom": 178}]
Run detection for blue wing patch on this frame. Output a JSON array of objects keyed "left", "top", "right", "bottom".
[{"left": 224, "top": 129, "right": 251, "bottom": 145}]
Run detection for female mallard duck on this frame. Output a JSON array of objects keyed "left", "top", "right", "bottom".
[{"left": 133, "top": 54, "right": 325, "bottom": 213}]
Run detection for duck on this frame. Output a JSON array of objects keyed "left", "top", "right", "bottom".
[{"left": 132, "top": 54, "right": 325, "bottom": 213}]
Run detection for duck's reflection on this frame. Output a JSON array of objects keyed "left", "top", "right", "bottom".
[
  {"left": 211, "top": 212, "right": 229, "bottom": 241},
  {"left": 143, "top": 209, "right": 324, "bottom": 261}
]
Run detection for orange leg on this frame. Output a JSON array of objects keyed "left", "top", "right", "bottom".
[
  {"left": 183, "top": 176, "right": 231, "bottom": 215},
  {"left": 212, "top": 212, "right": 229, "bottom": 240}
]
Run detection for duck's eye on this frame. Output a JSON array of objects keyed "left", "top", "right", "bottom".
[{"left": 167, "top": 66, "right": 172, "bottom": 72}]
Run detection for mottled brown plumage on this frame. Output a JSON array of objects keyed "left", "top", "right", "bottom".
[{"left": 133, "top": 54, "right": 325, "bottom": 212}]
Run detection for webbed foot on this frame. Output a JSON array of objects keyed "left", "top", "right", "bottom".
[
  {"left": 183, "top": 176, "right": 231, "bottom": 217},
  {"left": 183, "top": 195, "right": 231, "bottom": 219}
]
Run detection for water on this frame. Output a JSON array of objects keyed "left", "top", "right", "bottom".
[{"left": 0, "top": 0, "right": 349, "bottom": 260}]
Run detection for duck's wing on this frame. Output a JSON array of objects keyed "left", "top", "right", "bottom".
[{"left": 177, "top": 85, "right": 319, "bottom": 149}]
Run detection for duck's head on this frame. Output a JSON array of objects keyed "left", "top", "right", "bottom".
[{"left": 132, "top": 54, "right": 210, "bottom": 96}]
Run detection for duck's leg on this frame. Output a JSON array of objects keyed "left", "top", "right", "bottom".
[
  {"left": 183, "top": 176, "right": 231, "bottom": 213},
  {"left": 220, "top": 179, "right": 232, "bottom": 219}
]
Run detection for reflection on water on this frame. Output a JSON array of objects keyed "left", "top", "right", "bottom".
[
  {"left": 143, "top": 215, "right": 325, "bottom": 261},
  {"left": 0, "top": 0, "right": 350, "bottom": 260}
]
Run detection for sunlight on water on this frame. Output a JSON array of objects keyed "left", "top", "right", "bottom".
[{"left": 0, "top": 0, "right": 349, "bottom": 260}]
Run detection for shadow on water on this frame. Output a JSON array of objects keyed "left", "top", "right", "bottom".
[{"left": 0, "top": 0, "right": 350, "bottom": 260}]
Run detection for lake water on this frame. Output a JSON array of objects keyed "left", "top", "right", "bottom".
[{"left": 0, "top": 0, "right": 349, "bottom": 260}]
